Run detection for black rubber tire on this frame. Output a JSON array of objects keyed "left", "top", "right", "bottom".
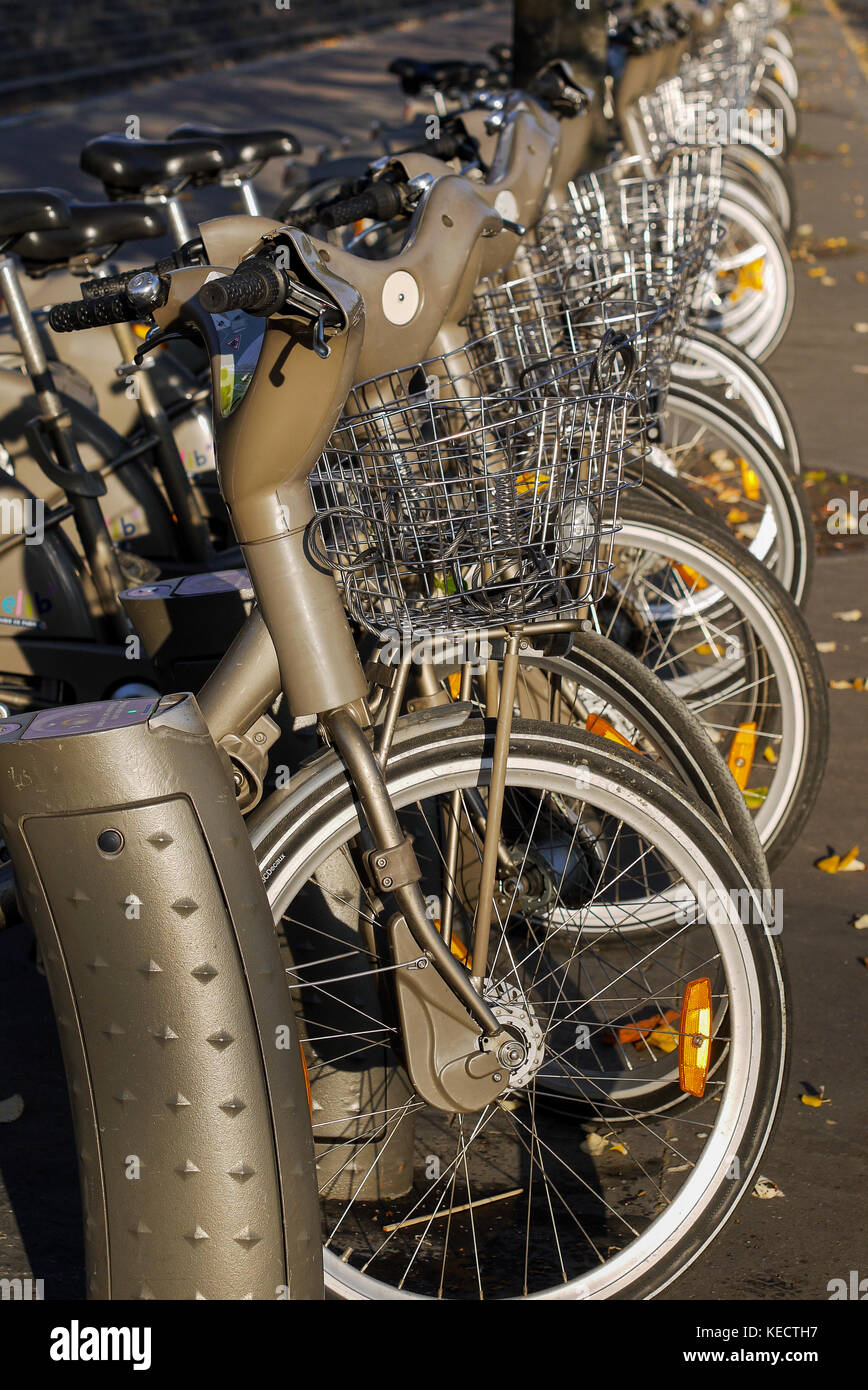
[
  {"left": 676, "top": 324, "right": 803, "bottom": 477},
  {"left": 614, "top": 496, "right": 829, "bottom": 869},
  {"left": 432, "top": 627, "right": 770, "bottom": 893},
  {"left": 38, "top": 393, "right": 179, "bottom": 561},
  {"left": 565, "top": 630, "right": 770, "bottom": 892},
  {"left": 662, "top": 383, "right": 815, "bottom": 605},
  {"left": 722, "top": 143, "right": 797, "bottom": 242}
]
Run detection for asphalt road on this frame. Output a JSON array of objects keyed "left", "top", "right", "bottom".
[{"left": 0, "top": 0, "right": 866, "bottom": 1304}]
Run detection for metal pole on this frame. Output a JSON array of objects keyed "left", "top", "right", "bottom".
[{"left": 512, "top": 0, "right": 609, "bottom": 93}]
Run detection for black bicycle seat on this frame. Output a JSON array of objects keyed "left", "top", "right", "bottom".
[
  {"left": 13, "top": 200, "right": 167, "bottom": 268},
  {"left": 388, "top": 57, "right": 479, "bottom": 95},
  {"left": 80, "top": 135, "right": 228, "bottom": 196},
  {"left": 168, "top": 124, "right": 301, "bottom": 168},
  {"left": 0, "top": 188, "right": 68, "bottom": 241}
]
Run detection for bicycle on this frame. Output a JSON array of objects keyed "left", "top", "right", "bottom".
[{"left": 0, "top": 200, "right": 793, "bottom": 1299}]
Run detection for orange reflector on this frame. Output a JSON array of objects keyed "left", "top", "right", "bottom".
[
  {"left": 727, "top": 721, "right": 757, "bottom": 789},
  {"left": 673, "top": 562, "right": 708, "bottom": 591},
  {"left": 299, "top": 1043, "right": 313, "bottom": 1119},
  {"left": 605, "top": 1007, "right": 679, "bottom": 1047},
  {"left": 449, "top": 934, "right": 472, "bottom": 969},
  {"left": 434, "top": 920, "right": 472, "bottom": 970},
  {"left": 447, "top": 672, "right": 462, "bottom": 700},
  {"left": 679, "top": 977, "right": 712, "bottom": 1097},
  {"left": 585, "top": 712, "right": 640, "bottom": 751},
  {"left": 739, "top": 458, "right": 761, "bottom": 501}
]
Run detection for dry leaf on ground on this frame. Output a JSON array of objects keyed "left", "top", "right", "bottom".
[
  {"left": 752, "top": 1175, "right": 784, "bottom": 1199},
  {"left": 817, "top": 846, "right": 865, "bottom": 873}
]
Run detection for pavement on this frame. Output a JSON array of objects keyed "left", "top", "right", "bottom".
[{"left": 0, "top": 0, "right": 866, "bottom": 1303}]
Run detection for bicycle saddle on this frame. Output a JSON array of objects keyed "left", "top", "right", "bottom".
[
  {"left": 168, "top": 124, "right": 301, "bottom": 167},
  {"left": 388, "top": 57, "right": 482, "bottom": 95},
  {"left": 0, "top": 188, "right": 68, "bottom": 240},
  {"left": 12, "top": 199, "right": 167, "bottom": 268},
  {"left": 80, "top": 135, "right": 228, "bottom": 196}
]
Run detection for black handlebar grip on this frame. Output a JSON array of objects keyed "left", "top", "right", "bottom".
[
  {"left": 319, "top": 181, "right": 404, "bottom": 230},
  {"left": 48, "top": 291, "right": 138, "bottom": 332},
  {"left": 197, "top": 260, "right": 285, "bottom": 315},
  {"left": 81, "top": 254, "right": 180, "bottom": 302},
  {"left": 417, "top": 134, "right": 462, "bottom": 161}
]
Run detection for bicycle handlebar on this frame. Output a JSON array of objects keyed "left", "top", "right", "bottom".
[
  {"left": 197, "top": 258, "right": 287, "bottom": 315},
  {"left": 49, "top": 289, "right": 156, "bottom": 332},
  {"left": 48, "top": 242, "right": 204, "bottom": 331},
  {"left": 318, "top": 180, "right": 405, "bottom": 230}
]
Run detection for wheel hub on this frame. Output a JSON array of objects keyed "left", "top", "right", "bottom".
[{"left": 484, "top": 978, "right": 546, "bottom": 1089}]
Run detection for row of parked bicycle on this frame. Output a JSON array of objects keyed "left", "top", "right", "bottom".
[{"left": 0, "top": 0, "right": 824, "bottom": 1300}]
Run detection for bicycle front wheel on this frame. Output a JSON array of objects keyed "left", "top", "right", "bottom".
[{"left": 252, "top": 719, "right": 788, "bottom": 1300}]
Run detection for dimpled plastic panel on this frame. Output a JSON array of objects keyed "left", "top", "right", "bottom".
[{"left": 0, "top": 695, "right": 321, "bottom": 1299}]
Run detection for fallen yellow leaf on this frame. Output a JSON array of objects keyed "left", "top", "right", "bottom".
[
  {"left": 800, "top": 1089, "right": 828, "bottom": 1108},
  {"left": 839, "top": 846, "right": 861, "bottom": 870},
  {"left": 816, "top": 854, "right": 841, "bottom": 873},
  {"left": 609, "top": 1143, "right": 627, "bottom": 1154},
  {"left": 851, "top": 914, "right": 868, "bottom": 930},
  {"left": 645, "top": 1026, "right": 679, "bottom": 1053},
  {"left": 739, "top": 458, "right": 761, "bottom": 500},
  {"left": 743, "top": 787, "right": 768, "bottom": 809},
  {"left": 808, "top": 266, "right": 827, "bottom": 278},
  {"left": 581, "top": 1132, "right": 609, "bottom": 1156}
]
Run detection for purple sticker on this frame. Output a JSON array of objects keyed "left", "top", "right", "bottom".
[
  {"left": 23, "top": 699, "right": 158, "bottom": 740},
  {"left": 176, "top": 569, "right": 251, "bottom": 597}
]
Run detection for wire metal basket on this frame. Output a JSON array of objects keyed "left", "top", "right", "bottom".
[
  {"left": 639, "top": 76, "right": 767, "bottom": 161},
  {"left": 465, "top": 251, "right": 676, "bottom": 417},
  {"left": 538, "top": 150, "right": 723, "bottom": 304},
  {"left": 309, "top": 352, "right": 638, "bottom": 638}
]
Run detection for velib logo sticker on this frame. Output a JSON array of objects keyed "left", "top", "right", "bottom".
[
  {"left": 0, "top": 586, "right": 51, "bottom": 629},
  {"left": 50, "top": 1320, "right": 152, "bottom": 1370}
]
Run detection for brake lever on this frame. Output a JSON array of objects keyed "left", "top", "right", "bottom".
[
  {"left": 133, "top": 324, "right": 187, "bottom": 365},
  {"left": 312, "top": 308, "right": 331, "bottom": 360}
]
